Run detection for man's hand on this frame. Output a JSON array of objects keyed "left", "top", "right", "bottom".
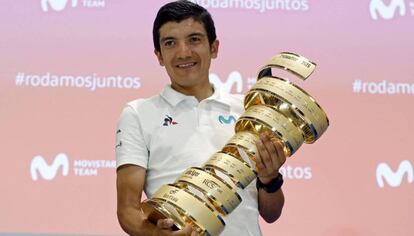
[
  {"left": 255, "top": 131, "right": 287, "bottom": 184},
  {"left": 117, "top": 165, "right": 198, "bottom": 236},
  {"left": 154, "top": 219, "right": 198, "bottom": 236},
  {"left": 254, "top": 131, "right": 286, "bottom": 223}
]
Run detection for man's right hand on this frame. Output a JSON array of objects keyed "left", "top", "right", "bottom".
[
  {"left": 154, "top": 219, "right": 198, "bottom": 236},
  {"left": 117, "top": 165, "right": 198, "bottom": 236}
]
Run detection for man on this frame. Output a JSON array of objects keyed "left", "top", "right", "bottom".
[{"left": 116, "top": 1, "right": 286, "bottom": 235}]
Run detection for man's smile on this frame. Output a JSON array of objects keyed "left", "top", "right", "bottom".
[{"left": 176, "top": 62, "right": 197, "bottom": 69}]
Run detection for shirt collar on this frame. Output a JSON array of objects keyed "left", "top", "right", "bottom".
[{"left": 160, "top": 84, "right": 234, "bottom": 108}]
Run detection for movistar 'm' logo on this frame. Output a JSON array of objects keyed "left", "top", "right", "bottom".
[
  {"left": 219, "top": 115, "right": 236, "bottom": 124},
  {"left": 376, "top": 160, "right": 413, "bottom": 188},
  {"left": 30, "top": 153, "right": 69, "bottom": 181}
]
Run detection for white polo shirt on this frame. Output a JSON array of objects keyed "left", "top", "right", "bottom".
[{"left": 116, "top": 85, "right": 262, "bottom": 236}]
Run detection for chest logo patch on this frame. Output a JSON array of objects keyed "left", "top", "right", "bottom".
[
  {"left": 163, "top": 115, "right": 178, "bottom": 126},
  {"left": 218, "top": 115, "right": 236, "bottom": 124}
]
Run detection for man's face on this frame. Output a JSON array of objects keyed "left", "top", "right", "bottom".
[{"left": 155, "top": 18, "right": 219, "bottom": 91}]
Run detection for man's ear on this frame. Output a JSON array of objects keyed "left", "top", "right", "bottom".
[
  {"left": 154, "top": 49, "right": 164, "bottom": 66},
  {"left": 210, "top": 39, "right": 219, "bottom": 59}
]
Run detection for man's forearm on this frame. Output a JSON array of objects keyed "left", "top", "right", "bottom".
[
  {"left": 118, "top": 205, "right": 157, "bottom": 236},
  {"left": 258, "top": 188, "right": 285, "bottom": 223}
]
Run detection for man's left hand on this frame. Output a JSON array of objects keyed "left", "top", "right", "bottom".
[{"left": 255, "top": 131, "right": 287, "bottom": 185}]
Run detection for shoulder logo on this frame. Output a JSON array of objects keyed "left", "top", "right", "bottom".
[
  {"left": 219, "top": 115, "right": 237, "bottom": 124},
  {"left": 163, "top": 115, "right": 178, "bottom": 126},
  {"left": 115, "top": 129, "right": 122, "bottom": 148},
  {"left": 30, "top": 153, "right": 69, "bottom": 181}
]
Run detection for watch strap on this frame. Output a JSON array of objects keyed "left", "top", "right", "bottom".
[{"left": 256, "top": 173, "right": 284, "bottom": 193}]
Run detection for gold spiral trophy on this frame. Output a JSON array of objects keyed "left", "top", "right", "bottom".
[{"left": 142, "top": 52, "right": 329, "bottom": 236}]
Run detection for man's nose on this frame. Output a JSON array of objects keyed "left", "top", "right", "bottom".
[{"left": 177, "top": 42, "right": 192, "bottom": 58}]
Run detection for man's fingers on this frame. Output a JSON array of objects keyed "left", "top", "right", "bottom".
[
  {"left": 156, "top": 218, "right": 174, "bottom": 230},
  {"left": 155, "top": 220, "right": 198, "bottom": 236},
  {"left": 272, "top": 138, "right": 286, "bottom": 166},
  {"left": 262, "top": 133, "right": 278, "bottom": 162},
  {"left": 256, "top": 135, "right": 272, "bottom": 170},
  {"left": 255, "top": 132, "right": 288, "bottom": 184},
  {"left": 255, "top": 152, "right": 266, "bottom": 171},
  {"left": 172, "top": 224, "right": 197, "bottom": 236},
  {"left": 180, "top": 224, "right": 192, "bottom": 233}
]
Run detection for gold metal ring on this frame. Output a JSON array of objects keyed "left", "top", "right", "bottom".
[
  {"left": 150, "top": 184, "right": 225, "bottom": 236},
  {"left": 175, "top": 167, "right": 242, "bottom": 215},
  {"left": 258, "top": 52, "right": 316, "bottom": 80},
  {"left": 203, "top": 152, "right": 256, "bottom": 189},
  {"left": 235, "top": 105, "right": 304, "bottom": 156},
  {"left": 244, "top": 77, "right": 329, "bottom": 143}
]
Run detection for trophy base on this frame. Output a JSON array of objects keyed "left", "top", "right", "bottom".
[{"left": 142, "top": 184, "right": 226, "bottom": 236}]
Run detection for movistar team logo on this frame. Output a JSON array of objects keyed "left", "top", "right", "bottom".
[
  {"left": 210, "top": 71, "right": 244, "bottom": 93},
  {"left": 41, "top": 0, "right": 105, "bottom": 12},
  {"left": 41, "top": 0, "right": 78, "bottom": 12},
  {"left": 369, "top": 0, "right": 407, "bottom": 20},
  {"left": 30, "top": 153, "right": 69, "bottom": 181},
  {"left": 376, "top": 160, "right": 413, "bottom": 188},
  {"left": 218, "top": 115, "right": 237, "bottom": 124}
]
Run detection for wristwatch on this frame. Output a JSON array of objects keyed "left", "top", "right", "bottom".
[{"left": 256, "top": 173, "right": 284, "bottom": 193}]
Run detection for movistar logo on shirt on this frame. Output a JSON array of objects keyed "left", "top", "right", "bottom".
[
  {"left": 163, "top": 115, "right": 178, "bottom": 126},
  {"left": 218, "top": 115, "right": 236, "bottom": 124}
]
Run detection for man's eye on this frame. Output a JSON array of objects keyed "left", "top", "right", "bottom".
[
  {"left": 190, "top": 37, "right": 201, "bottom": 43},
  {"left": 164, "top": 40, "right": 174, "bottom": 47}
]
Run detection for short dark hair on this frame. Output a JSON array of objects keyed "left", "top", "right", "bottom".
[{"left": 153, "top": 0, "right": 217, "bottom": 52}]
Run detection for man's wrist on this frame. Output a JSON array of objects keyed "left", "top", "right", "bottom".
[{"left": 256, "top": 173, "right": 283, "bottom": 193}]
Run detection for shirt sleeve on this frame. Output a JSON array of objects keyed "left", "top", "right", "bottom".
[{"left": 115, "top": 103, "right": 149, "bottom": 170}]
